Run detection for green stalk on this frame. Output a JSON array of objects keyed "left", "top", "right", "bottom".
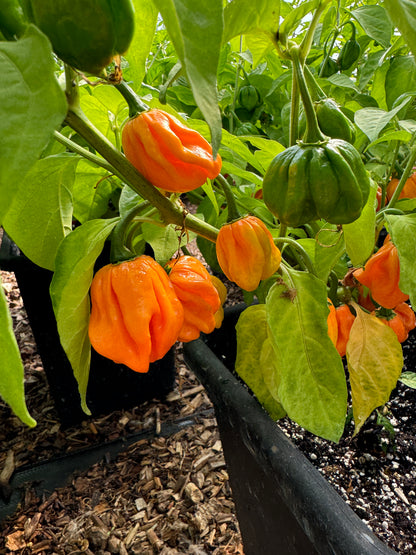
[
  {"left": 304, "top": 64, "right": 326, "bottom": 102},
  {"left": 216, "top": 174, "right": 241, "bottom": 222},
  {"left": 110, "top": 203, "right": 151, "bottom": 263},
  {"left": 299, "top": 0, "right": 332, "bottom": 63},
  {"left": 290, "top": 47, "right": 326, "bottom": 144},
  {"left": 289, "top": 69, "right": 300, "bottom": 146},
  {"left": 275, "top": 236, "right": 317, "bottom": 277},
  {"left": 318, "top": 29, "right": 338, "bottom": 78},
  {"left": 65, "top": 107, "right": 219, "bottom": 243},
  {"left": 114, "top": 80, "right": 149, "bottom": 118},
  {"left": 54, "top": 131, "right": 115, "bottom": 173}
]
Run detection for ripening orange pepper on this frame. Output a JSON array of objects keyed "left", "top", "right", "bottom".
[
  {"left": 353, "top": 236, "right": 408, "bottom": 309},
  {"left": 375, "top": 302, "right": 416, "bottom": 343},
  {"left": 88, "top": 255, "right": 184, "bottom": 373},
  {"left": 335, "top": 304, "right": 355, "bottom": 357},
  {"left": 216, "top": 215, "right": 282, "bottom": 291},
  {"left": 386, "top": 173, "right": 416, "bottom": 202},
  {"left": 210, "top": 274, "right": 227, "bottom": 329},
  {"left": 167, "top": 256, "right": 221, "bottom": 342},
  {"left": 121, "top": 109, "right": 222, "bottom": 193},
  {"left": 327, "top": 298, "right": 338, "bottom": 347}
]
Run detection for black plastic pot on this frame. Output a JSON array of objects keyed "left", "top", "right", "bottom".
[
  {"left": 0, "top": 233, "right": 176, "bottom": 426},
  {"left": 183, "top": 304, "right": 397, "bottom": 555}
]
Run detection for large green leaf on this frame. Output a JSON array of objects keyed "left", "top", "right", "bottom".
[
  {"left": 126, "top": 0, "right": 158, "bottom": 88},
  {"left": 347, "top": 305, "right": 403, "bottom": 435},
  {"left": 385, "top": 213, "right": 416, "bottom": 307},
  {"left": 385, "top": 57, "right": 416, "bottom": 110},
  {"left": 223, "top": 0, "right": 279, "bottom": 43},
  {"left": 354, "top": 96, "right": 412, "bottom": 142},
  {"left": 235, "top": 304, "right": 286, "bottom": 420},
  {"left": 384, "top": 0, "right": 416, "bottom": 58},
  {"left": 0, "top": 278, "right": 36, "bottom": 427},
  {"left": 50, "top": 218, "right": 118, "bottom": 414},
  {"left": 266, "top": 268, "right": 347, "bottom": 442},
  {"left": 343, "top": 179, "right": 377, "bottom": 266},
  {"left": 0, "top": 25, "right": 67, "bottom": 221},
  {"left": 351, "top": 5, "right": 392, "bottom": 49},
  {"left": 2, "top": 155, "right": 78, "bottom": 271},
  {"left": 152, "top": 0, "right": 223, "bottom": 156}
]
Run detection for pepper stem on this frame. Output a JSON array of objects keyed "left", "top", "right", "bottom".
[
  {"left": 290, "top": 47, "right": 326, "bottom": 144},
  {"left": 216, "top": 174, "right": 241, "bottom": 222},
  {"left": 114, "top": 80, "right": 150, "bottom": 118},
  {"left": 110, "top": 202, "right": 151, "bottom": 263}
]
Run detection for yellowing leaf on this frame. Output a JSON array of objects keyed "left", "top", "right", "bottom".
[{"left": 346, "top": 305, "right": 403, "bottom": 435}]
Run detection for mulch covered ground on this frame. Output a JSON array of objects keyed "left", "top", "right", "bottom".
[{"left": 0, "top": 263, "right": 415, "bottom": 554}]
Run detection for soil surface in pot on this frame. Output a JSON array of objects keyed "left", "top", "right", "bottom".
[{"left": 0, "top": 266, "right": 415, "bottom": 554}]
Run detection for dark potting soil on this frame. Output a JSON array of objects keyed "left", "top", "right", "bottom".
[{"left": 278, "top": 330, "right": 416, "bottom": 553}]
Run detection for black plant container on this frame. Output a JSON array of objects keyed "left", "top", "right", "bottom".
[
  {"left": 0, "top": 233, "right": 176, "bottom": 427},
  {"left": 183, "top": 304, "right": 397, "bottom": 555}
]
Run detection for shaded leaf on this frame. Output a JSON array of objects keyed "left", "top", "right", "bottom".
[{"left": 384, "top": 0, "right": 416, "bottom": 58}]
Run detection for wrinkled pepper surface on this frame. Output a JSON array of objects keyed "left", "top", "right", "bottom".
[
  {"left": 353, "top": 236, "right": 408, "bottom": 309},
  {"left": 122, "top": 109, "right": 222, "bottom": 193},
  {"left": 216, "top": 215, "right": 281, "bottom": 291},
  {"left": 27, "top": 0, "right": 135, "bottom": 75},
  {"left": 335, "top": 304, "right": 355, "bottom": 357},
  {"left": 375, "top": 303, "right": 416, "bottom": 343},
  {"left": 327, "top": 298, "right": 338, "bottom": 347},
  {"left": 167, "top": 256, "right": 221, "bottom": 342},
  {"left": 89, "top": 255, "right": 183, "bottom": 373}
]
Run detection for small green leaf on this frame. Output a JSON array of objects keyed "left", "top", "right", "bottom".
[
  {"left": 126, "top": 0, "right": 158, "bottom": 88},
  {"left": 366, "top": 129, "right": 412, "bottom": 149},
  {"left": 0, "top": 25, "right": 67, "bottom": 221},
  {"left": 2, "top": 155, "right": 78, "bottom": 271},
  {"left": 223, "top": 0, "right": 279, "bottom": 43},
  {"left": 235, "top": 304, "right": 286, "bottom": 421},
  {"left": 351, "top": 5, "right": 392, "bottom": 49},
  {"left": 0, "top": 278, "right": 36, "bottom": 427},
  {"left": 344, "top": 179, "right": 377, "bottom": 266},
  {"left": 385, "top": 213, "right": 416, "bottom": 307},
  {"left": 346, "top": 305, "right": 403, "bottom": 435},
  {"left": 399, "top": 371, "right": 416, "bottom": 388},
  {"left": 50, "top": 218, "right": 118, "bottom": 414},
  {"left": 266, "top": 268, "right": 347, "bottom": 442}
]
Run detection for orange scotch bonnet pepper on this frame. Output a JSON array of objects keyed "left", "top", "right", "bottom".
[
  {"left": 353, "top": 236, "right": 408, "bottom": 309},
  {"left": 88, "top": 255, "right": 184, "bottom": 373},
  {"left": 335, "top": 304, "right": 356, "bottom": 357},
  {"left": 167, "top": 255, "right": 221, "bottom": 342},
  {"left": 121, "top": 109, "right": 222, "bottom": 193},
  {"left": 216, "top": 215, "right": 282, "bottom": 291}
]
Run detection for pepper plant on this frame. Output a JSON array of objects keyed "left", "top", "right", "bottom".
[{"left": 1, "top": 0, "right": 416, "bottom": 443}]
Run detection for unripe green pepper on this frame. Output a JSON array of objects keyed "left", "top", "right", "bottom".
[
  {"left": 263, "top": 47, "right": 370, "bottom": 228},
  {"left": 338, "top": 22, "right": 360, "bottom": 71},
  {"left": 315, "top": 98, "right": 356, "bottom": 144},
  {"left": 27, "top": 0, "right": 135, "bottom": 75},
  {"left": 238, "top": 84, "right": 262, "bottom": 111},
  {"left": 0, "top": 0, "right": 27, "bottom": 39},
  {"left": 319, "top": 57, "right": 338, "bottom": 77}
]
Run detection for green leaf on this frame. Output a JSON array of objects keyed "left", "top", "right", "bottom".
[
  {"left": 354, "top": 96, "right": 412, "bottom": 142},
  {"left": 2, "top": 155, "right": 78, "bottom": 271},
  {"left": 343, "top": 179, "right": 377, "bottom": 266},
  {"left": 399, "top": 371, "right": 416, "bottom": 388},
  {"left": 279, "top": 0, "right": 319, "bottom": 40},
  {"left": 384, "top": 0, "right": 416, "bottom": 58},
  {"left": 266, "top": 268, "right": 347, "bottom": 442},
  {"left": 126, "top": 0, "right": 158, "bottom": 88},
  {"left": 152, "top": 0, "right": 223, "bottom": 157},
  {"left": 235, "top": 304, "right": 286, "bottom": 420},
  {"left": 346, "top": 305, "right": 403, "bottom": 435},
  {"left": 385, "top": 213, "right": 416, "bottom": 307},
  {"left": 351, "top": 5, "right": 392, "bottom": 49},
  {"left": 0, "top": 25, "right": 67, "bottom": 221},
  {"left": 79, "top": 87, "right": 125, "bottom": 145},
  {"left": 72, "top": 159, "right": 119, "bottom": 224},
  {"left": 385, "top": 57, "right": 416, "bottom": 110},
  {"left": 0, "top": 278, "right": 36, "bottom": 427},
  {"left": 50, "top": 218, "right": 118, "bottom": 414},
  {"left": 326, "top": 73, "right": 359, "bottom": 91},
  {"left": 366, "top": 129, "right": 412, "bottom": 150},
  {"left": 223, "top": 0, "right": 279, "bottom": 43},
  {"left": 142, "top": 223, "right": 191, "bottom": 266},
  {"left": 313, "top": 227, "right": 346, "bottom": 283}
]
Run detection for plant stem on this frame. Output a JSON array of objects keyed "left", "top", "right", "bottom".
[
  {"left": 289, "top": 69, "right": 300, "bottom": 146},
  {"left": 299, "top": 0, "right": 331, "bottom": 63},
  {"left": 65, "top": 107, "right": 219, "bottom": 242},
  {"left": 275, "top": 236, "right": 317, "bottom": 277},
  {"left": 291, "top": 47, "right": 326, "bottom": 144},
  {"left": 216, "top": 174, "right": 241, "bottom": 222},
  {"left": 318, "top": 28, "right": 338, "bottom": 78},
  {"left": 54, "top": 131, "right": 115, "bottom": 173},
  {"left": 114, "top": 80, "right": 149, "bottom": 118},
  {"left": 304, "top": 64, "right": 326, "bottom": 102}
]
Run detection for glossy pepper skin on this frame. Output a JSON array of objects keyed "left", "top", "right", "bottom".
[
  {"left": 263, "top": 138, "right": 370, "bottom": 227},
  {"left": 327, "top": 299, "right": 338, "bottom": 347},
  {"left": 315, "top": 99, "right": 356, "bottom": 144},
  {"left": 386, "top": 173, "right": 416, "bottom": 202},
  {"left": 216, "top": 215, "right": 282, "bottom": 292},
  {"left": 376, "top": 303, "right": 416, "bottom": 343},
  {"left": 353, "top": 236, "right": 408, "bottom": 309},
  {"left": 335, "top": 304, "right": 355, "bottom": 357},
  {"left": 88, "top": 255, "right": 183, "bottom": 373},
  {"left": 338, "top": 38, "right": 360, "bottom": 70},
  {"left": 27, "top": 0, "right": 135, "bottom": 75},
  {"left": 0, "top": 0, "right": 27, "bottom": 39},
  {"left": 167, "top": 256, "right": 221, "bottom": 342},
  {"left": 122, "top": 109, "right": 222, "bottom": 193}
]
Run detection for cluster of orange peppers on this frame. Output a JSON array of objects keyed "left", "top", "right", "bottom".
[
  {"left": 89, "top": 110, "right": 284, "bottom": 372},
  {"left": 327, "top": 235, "right": 415, "bottom": 357}
]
